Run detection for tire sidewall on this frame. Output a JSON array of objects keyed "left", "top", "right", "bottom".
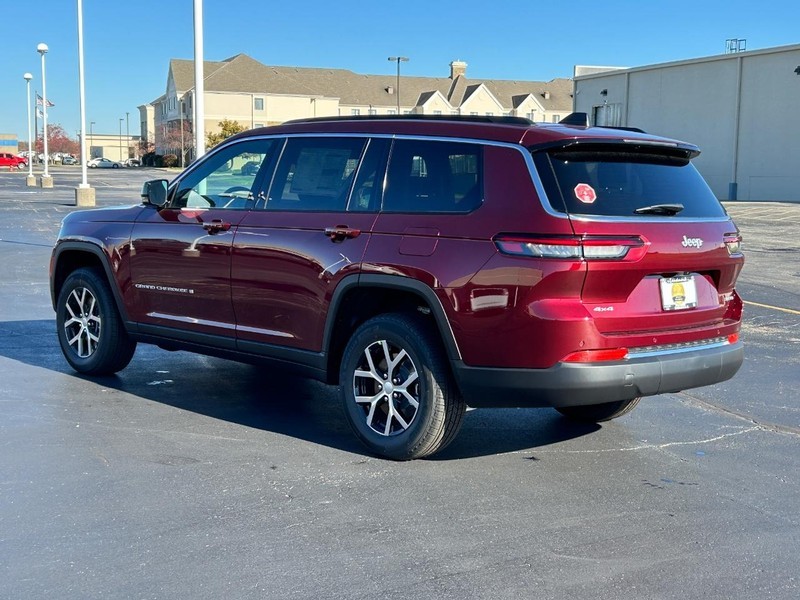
[
  {"left": 56, "top": 269, "right": 117, "bottom": 373},
  {"left": 340, "top": 316, "right": 442, "bottom": 459}
]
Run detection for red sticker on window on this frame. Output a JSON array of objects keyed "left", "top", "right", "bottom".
[{"left": 574, "top": 183, "right": 597, "bottom": 204}]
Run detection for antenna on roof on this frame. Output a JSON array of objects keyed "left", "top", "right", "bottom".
[{"left": 725, "top": 39, "right": 747, "bottom": 53}]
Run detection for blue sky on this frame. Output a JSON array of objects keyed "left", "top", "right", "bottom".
[{"left": 0, "top": 0, "right": 797, "bottom": 140}]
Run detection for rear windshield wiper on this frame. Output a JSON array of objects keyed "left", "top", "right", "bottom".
[{"left": 633, "top": 203, "right": 684, "bottom": 216}]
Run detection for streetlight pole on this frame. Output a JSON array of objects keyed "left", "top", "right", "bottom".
[
  {"left": 75, "top": 0, "right": 95, "bottom": 206},
  {"left": 387, "top": 56, "right": 409, "bottom": 113},
  {"left": 37, "top": 43, "right": 53, "bottom": 188},
  {"left": 89, "top": 121, "right": 94, "bottom": 158},
  {"left": 193, "top": 0, "right": 205, "bottom": 160},
  {"left": 126, "top": 111, "right": 130, "bottom": 161},
  {"left": 119, "top": 118, "right": 124, "bottom": 163},
  {"left": 23, "top": 73, "right": 36, "bottom": 187}
]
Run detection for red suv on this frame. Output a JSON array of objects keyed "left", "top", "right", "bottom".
[
  {"left": 0, "top": 153, "right": 27, "bottom": 170},
  {"left": 50, "top": 115, "right": 744, "bottom": 459}
]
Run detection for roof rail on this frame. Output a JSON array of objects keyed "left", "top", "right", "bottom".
[{"left": 285, "top": 114, "right": 534, "bottom": 126}]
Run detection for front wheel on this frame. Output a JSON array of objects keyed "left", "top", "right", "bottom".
[
  {"left": 556, "top": 397, "right": 641, "bottom": 423},
  {"left": 56, "top": 267, "right": 136, "bottom": 375},
  {"left": 340, "top": 314, "right": 466, "bottom": 460}
]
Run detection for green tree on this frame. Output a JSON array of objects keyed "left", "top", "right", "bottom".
[{"left": 206, "top": 119, "right": 246, "bottom": 148}]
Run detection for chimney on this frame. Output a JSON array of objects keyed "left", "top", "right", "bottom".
[
  {"left": 542, "top": 91, "right": 551, "bottom": 100},
  {"left": 450, "top": 60, "right": 467, "bottom": 79}
]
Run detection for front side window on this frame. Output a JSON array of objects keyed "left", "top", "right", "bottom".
[
  {"left": 382, "top": 139, "right": 483, "bottom": 213},
  {"left": 170, "top": 139, "right": 279, "bottom": 210},
  {"left": 266, "top": 137, "right": 367, "bottom": 211}
]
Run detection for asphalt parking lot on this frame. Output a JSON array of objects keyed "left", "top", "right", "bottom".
[{"left": 1, "top": 167, "right": 798, "bottom": 599}]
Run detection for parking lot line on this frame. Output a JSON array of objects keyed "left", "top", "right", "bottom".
[{"left": 744, "top": 300, "right": 800, "bottom": 315}]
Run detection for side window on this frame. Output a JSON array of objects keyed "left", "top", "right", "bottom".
[
  {"left": 266, "top": 137, "right": 367, "bottom": 212},
  {"left": 383, "top": 139, "right": 483, "bottom": 213},
  {"left": 170, "top": 139, "right": 278, "bottom": 210},
  {"left": 348, "top": 138, "right": 390, "bottom": 212}
]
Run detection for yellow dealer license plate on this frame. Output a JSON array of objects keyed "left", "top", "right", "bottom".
[{"left": 660, "top": 275, "right": 697, "bottom": 311}]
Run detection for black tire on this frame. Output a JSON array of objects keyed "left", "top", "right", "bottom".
[
  {"left": 340, "top": 313, "right": 466, "bottom": 460},
  {"left": 556, "top": 397, "right": 641, "bottom": 423},
  {"left": 112, "top": 164, "right": 119, "bottom": 169},
  {"left": 56, "top": 267, "right": 136, "bottom": 375}
]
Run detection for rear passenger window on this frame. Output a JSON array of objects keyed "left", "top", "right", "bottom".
[
  {"left": 266, "top": 137, "right": 367, "bottom": 211},
  {"left": 383, "top": 140, "right": 483, "bottom": 213}
]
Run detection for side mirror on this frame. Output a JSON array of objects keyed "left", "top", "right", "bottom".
[{"left": 141, "top": 179, "right": 169, "bottom": 207}]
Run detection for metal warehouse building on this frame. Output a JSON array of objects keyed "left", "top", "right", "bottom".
[{"left": 573, "top": 43, "right": 800, "bottom": 202}]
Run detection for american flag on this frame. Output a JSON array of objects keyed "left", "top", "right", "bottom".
[{"left": 36, "top": 93, "right": 55, "bottom": 108}]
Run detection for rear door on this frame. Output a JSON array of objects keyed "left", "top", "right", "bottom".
[
  {"left": 231, "top": 136, "right": 383, "bottom": 352},
  {"left": 532, "top": 142, "right": 744, "bottom": 341}
]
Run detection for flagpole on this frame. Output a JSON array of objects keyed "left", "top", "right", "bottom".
[{"left": 34, "top": 90, "right": 39, "bottom": 162}]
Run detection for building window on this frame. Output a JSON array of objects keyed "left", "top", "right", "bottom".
[
  {"left": 469, "top": 112, "right": 478, "bottom": 116},
  {"left": 368, "top": 108, "right": 377, "bottom": 115},
  {"left": 451, "top": 110, "right": 459, "bottom": 115},
  {"left": 552, "top": 114, "right": 561, "bottom": 123},
  {"left": 485, "top": 112, "right": 494, "bottom": 116},
  {"left": 403, "top": 110, "right": 412, "bottom": 115},
  {"left": 254, "top": 123, "right": 264, "bottom": 128},
  {"left": 387, "top": 109, "right": 397, "bottom": 115},
  {"left": 254, "top": 97, "right": 264, "bottom": 111},
  {"left": 433, "top": 110, "right": 442, "bottom": 115},
  {"left": 503, "top": 112, "right": 511, "bottom": 117},
  {"left": 351, "top": 108, "right": 361, "bottom": 116}
]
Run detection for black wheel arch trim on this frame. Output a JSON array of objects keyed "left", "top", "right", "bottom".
[
  {"left": 51, "top": 239, "right": 132, "bottom": 325},
  {"left": 323, "top": 273, "right": 462, "bottom": 362}
]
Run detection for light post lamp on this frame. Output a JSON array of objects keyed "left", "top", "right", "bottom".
[
  {"left": 23, "top": 73, "right": 36, "bottom": 187},
  {"left": 119, "top": 118, "right": 124, "bottom": 163},
  {"left": 75, "top": 0, "right": 95, "bottom": 206},
  {"left": 37, "top": 42, "right": 53, "bottom": 188},
  {"left": 387, "top": 56, "right": 409, "bottom": 113}
]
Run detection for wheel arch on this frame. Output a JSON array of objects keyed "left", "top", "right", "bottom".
[
  {"left": 323, "top": 274, "right": 461, "bottom": 385},
  {"left": 51, "top": 241, "right": 131, "bottom": 323}
]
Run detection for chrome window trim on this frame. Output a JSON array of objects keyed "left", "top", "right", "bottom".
[{"left": 170, "top": 131, "right": 732, "bottom": 224}]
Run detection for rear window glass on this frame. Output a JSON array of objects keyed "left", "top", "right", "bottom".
[{"left": 532, "top": 146, "right": 727, "bottom": 218}]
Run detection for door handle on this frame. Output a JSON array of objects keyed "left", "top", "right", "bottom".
[
  {"left": 324, "top": 226, "right": 361, "bottom": 243},
  {"left": 203, "top": 219, "right": 231, "bottom": 234}
]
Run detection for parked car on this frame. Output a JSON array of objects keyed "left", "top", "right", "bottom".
[
  {"left": 61, "top": 155, "right": 77, "bottom": 165},
  {"left": 240, "top": 160, "right": 260, "bottom": 176},
  {"left": 123, "top": 158, "right": 141, "bottom": 167},
  {"left": 50, "top": 114, "right": 745, "bottom": 460},
  {"left": 87, "top": 157, "right": 120, "bottom": 169},
  {"left": 0, "top": 153, "right": 27, "bottom": 169}
]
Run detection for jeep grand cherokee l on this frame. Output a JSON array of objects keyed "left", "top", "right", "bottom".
[{"left": 50, "top": 114, "right": 744, "bottom": 459}]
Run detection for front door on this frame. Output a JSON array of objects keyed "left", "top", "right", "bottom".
[{"left": 128, "top": 138, "right": 280, "bottom": 339}]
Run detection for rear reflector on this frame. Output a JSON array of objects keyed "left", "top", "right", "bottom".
[
  {"left": 562, "top": 348, "right": 629, "bottom": 363},
  {"left": 494, "top": 235, "right": 646, "bottom": 261},
  {"left": 727, "top": 333, "right": 739, "bottom": 344}
]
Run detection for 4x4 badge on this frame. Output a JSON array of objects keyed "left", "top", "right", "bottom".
[{"left": 681, "top": 235, "right": 703, "bottom": 248}]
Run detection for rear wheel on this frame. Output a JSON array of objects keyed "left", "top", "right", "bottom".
[
  {"left": 340, "top": 314, "right": 465, "bottom": 460},
  {"left": 556, "top": 397, "right": 641, "bottom": 423},
  {"left": 56, "top": 267, "right": 136, "bottom": 375}
]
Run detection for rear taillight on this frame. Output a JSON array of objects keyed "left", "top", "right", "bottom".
[
  {"left": 562, "top": 348, "right": 629, "bottom": 363},
  {"left": 724, "top": 233, "right": 742, "bottom": 255},
  {"left": 494, "top": 235, "right": 646, "bottom": 261}
]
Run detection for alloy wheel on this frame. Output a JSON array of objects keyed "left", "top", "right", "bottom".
[
  {"left": 352, "top": 339, "right": 420, "bottom": 436},
  {"left": 62, "top": 286, "right": 101, "bottom": 358}
]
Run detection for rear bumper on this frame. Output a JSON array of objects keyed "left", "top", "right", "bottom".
[{"left": 453, "top": 341, "right": 743, "bottom": 408}]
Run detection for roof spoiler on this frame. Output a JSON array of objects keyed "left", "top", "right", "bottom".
[{"left": 558, "top": 112, "right": 590, "bottom": 127}]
